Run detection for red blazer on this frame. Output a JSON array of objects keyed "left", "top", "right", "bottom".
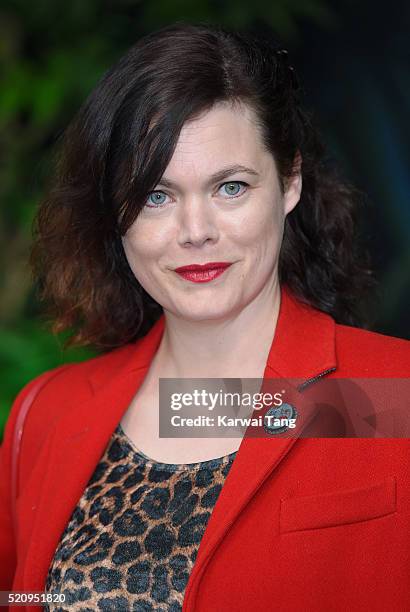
[{"left": 1, "top": 285, "right": 409, "bottom": 611}]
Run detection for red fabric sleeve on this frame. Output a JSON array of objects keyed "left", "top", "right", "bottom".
[{"left": 0, "top": 374, "right": 53, "bottom": 590}]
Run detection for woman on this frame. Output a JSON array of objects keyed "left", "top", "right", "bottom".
[{"left": 1, "top": 22, "right": 409, "bottom": 612}]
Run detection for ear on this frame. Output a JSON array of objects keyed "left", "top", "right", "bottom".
[{"left": 283, "top": 151, "right": 302, "bottom": 216}]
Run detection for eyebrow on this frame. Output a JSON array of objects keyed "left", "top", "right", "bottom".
[{"left": 156, "top": 164, "right": 260, "bottom": 190}]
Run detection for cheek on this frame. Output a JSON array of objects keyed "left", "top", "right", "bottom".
[
  {"left": 232, "top": 199, "right": 284, "bottom": 258},
  {"left": 122, "top": 222, "right": 165, "bottom": 265},
  {"left": 121, "top": 234, "right": 161, "bottom": 299},
  {"left": 122, "top": 235, "right": 142, "bottom": 266},
  {"left": 121, "top": 233, "right": 157, "bottom": 286}
]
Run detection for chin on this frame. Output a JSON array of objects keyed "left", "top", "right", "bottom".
[{"left": 173, "top": 302, "right": 236, "bottom": 322}]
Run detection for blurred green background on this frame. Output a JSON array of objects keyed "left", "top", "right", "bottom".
[{"left": 1, "top": 0, "right": 409, "bottom": 439}]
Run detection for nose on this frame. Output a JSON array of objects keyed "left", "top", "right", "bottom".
[{"left": 176, "top": 195, "right": 219, "bottom": 247}]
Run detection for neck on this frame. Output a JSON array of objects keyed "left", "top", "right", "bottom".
[{"left": 153, "top": 278, "right": 281, "bottom": 379}]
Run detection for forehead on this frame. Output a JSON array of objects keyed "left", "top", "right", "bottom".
[{"left": 163, "top": 102, "right": 270, "bottom": 178}]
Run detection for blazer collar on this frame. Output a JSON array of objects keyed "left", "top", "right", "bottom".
[
  {"left": 88, "top": 283, "right": 337, "bottom": 393},
  {"left": 265, "top": 284, "right": 337, "bottom": 381}
]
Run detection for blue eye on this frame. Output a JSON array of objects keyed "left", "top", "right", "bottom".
[
  {"left": 219, "top": 181, "right": 247, "bottom": 198},
  {"left": 146, "top": 191, "right": 168, "bottom": 207},
  {"left": 146, "top": 181, "right": 247, "bottom": 208}
]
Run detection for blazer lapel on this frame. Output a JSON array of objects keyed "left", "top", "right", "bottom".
[
  {"left": 182, "top": 286, "right": 337, "bottom": 609},
  {"left": 21, "top": 285, "right": 337, "bottom": 605},
  {"left": 21, "top": 318, "right": 165, "bottom": 592}
]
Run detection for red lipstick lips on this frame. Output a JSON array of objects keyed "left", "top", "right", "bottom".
[{"left": 174, "top": 262, "right": 233, "bottom": 283}]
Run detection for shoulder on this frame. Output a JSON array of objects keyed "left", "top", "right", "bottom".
[
  {"left": 3, "top": 343, "right": 138, "bottom": 456},
  {"left": 31, "top": 342, "right": 138, "bottom": 401},
  {"left": 334, "top": 323, "right": 410, "bottom": 376},
  {"left": 8, "top": 342, "right": 137, "bottom": 425}
]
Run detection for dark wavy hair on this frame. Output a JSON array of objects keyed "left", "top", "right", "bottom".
[{"left": 30, "top": 21, "right": 376, "bottom": 351}]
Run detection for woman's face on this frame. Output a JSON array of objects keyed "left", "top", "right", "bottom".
[{"left": 122, "top": 102, "right": 301, "bottom": 321}]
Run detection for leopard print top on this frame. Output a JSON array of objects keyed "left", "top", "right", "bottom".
[{"left": 44, "top": 422, "right": 237, "bottom": 611}]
